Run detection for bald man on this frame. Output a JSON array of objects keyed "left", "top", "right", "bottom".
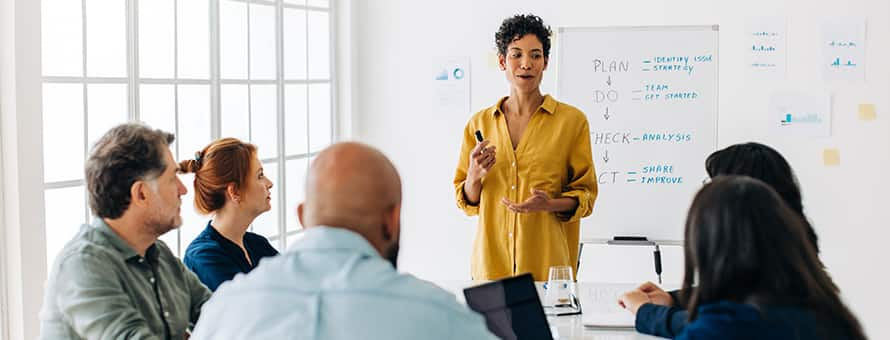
[{"left": 191, "top": 143, "right": 497, "bottom": 340}]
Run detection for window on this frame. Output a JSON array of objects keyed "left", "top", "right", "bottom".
[{"left": 40, "top": 0, "right": 334, "bottom": 268}]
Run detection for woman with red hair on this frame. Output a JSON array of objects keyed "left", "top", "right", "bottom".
[{"left": 180, "top": 138, "right": 278, "bottom": 291}]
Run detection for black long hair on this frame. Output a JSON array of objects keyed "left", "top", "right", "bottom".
[
  {"left": 705, "top": 142, "right": 819, "bottom": 253},
  {"left": 682, "top": 176, "right": 866, "bottom": 340}
]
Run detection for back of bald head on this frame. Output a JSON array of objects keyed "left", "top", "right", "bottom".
[{"left": 302, "top": 142, "right": 402, "bottom": 233}]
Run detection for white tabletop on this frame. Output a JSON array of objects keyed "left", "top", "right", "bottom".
[{"left": 433, "top": 281, "right": 667, "bottom": 340}]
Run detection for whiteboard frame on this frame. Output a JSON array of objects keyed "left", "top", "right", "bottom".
[{"left": 554, "top": 25, "right": 721, "bottom": 243}]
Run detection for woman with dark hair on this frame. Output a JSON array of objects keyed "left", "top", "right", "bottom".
[
  {"left": 626, "top": 142, "right": 824, "bottom": 337},
  {"left": 180, "top": 138, "right": 278, "bottom": 291},
  {"left": 453, "top": 14, "right": 597, "bottom": 281},
  {"left": 620, "top": 176, "right": 865, "bottom": 340},
  {"left": 705, "top": 142, "right": 818, "bottom": 251}
]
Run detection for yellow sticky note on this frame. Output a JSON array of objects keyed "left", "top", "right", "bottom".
[
  {"left": 858, "top": 103, "right": 876, "bottom": 121},
  {"left": 823, "top": 149, "right": 840, "bottom": 166}
]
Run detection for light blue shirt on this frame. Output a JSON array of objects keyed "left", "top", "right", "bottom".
[{"left": 191, "top": 226, "right": 498, "bottom": 340}]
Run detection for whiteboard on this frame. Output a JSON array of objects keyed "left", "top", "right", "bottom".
[{"left": 556, "top": 26, "right": 719, "bottom": 242}]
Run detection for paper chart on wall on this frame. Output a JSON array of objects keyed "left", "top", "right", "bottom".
[
  {"left": 432, "top": 57, "right": 471, "bottom": 115},
  {"left": 745, "top": 16, "right": 786, "bottom": 78},
  {"left": 769, "top": 91, "right": 831, "bottom": 138},
  {"left": 821, "top": 18, "right": 866, "bottom": 81}
]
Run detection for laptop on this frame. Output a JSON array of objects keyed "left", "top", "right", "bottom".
[{"left": 463, "top": 273, "right": 553, "bottom": 340}]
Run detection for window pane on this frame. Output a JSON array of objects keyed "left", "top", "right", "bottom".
[
  {"left": 177, "top": 0, "right": 210, "bottom": 79},
  {"left": 220, "top": 0, "right": 248, "bottom": 79},
  {"left": 178, "top": 172, "right": 207, "bottom": 255},
  {"left": 139, "top": 0, "right": 175, "bottom": 78},
  {"left": 307, "top": 0, "right": 329, "bottom": 8},
  {"left": 249, "top": 4, "right": 276, "bottom": 80},
  {"left": 220, "top": 84, "right": 250, "bottom": 142},
  {"left": 43, "top": 84, "right": 85, "bottom": 183},
  {"left": 139, "top": 84, "right": 177, "bottom": 134},
  {"left": 252, "top": 161, "right": 279, "bottom": 238},
  {"left": 284, "top": 84, "right": 308, "bottom": 156},
  {"left": 87, "top": 84, "right": 128, "bottom": 147},
  {"left": 177, "top": 85, "right": 211, "bottom": 161},
  {"left": 307, "top": 11, "right": 329, "bottom": 79},
  {"left": 44, "top": 185, "right": 86, "bottom": 271},
  {"left": 283, "top": 8, "right": 307, "bottom": 80},
  {"left": 285, "top": 158, "right": 307, "bottom": 232},
  {"left": 158, "top": 227, "right": 180, "bottom": 257},
  {"left": 308, "top": 83, "right": 331, "bottom": 152},
  {"left": 86, "top": 0, "right": 127, "bottom": 77},
  {"left": 250, "top": 85, "right": 278, "bottom": 159},
  {"left": 268, "top": 237, "right": 281, "bottom": 252},
  {"left": 283, "top": 0, "right": 306, "bottom": 6},
  {"left": 42, "top": 0, "right": 83, "bottom": 76}
]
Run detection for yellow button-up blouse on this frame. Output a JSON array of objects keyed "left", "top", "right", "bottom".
[{"left": 454, "top": 95, "right": 598, "bottom": 281}]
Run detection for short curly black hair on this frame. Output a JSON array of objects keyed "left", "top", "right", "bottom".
[{"left": 495, "top": 14, "right": 552, "bottom": 58}]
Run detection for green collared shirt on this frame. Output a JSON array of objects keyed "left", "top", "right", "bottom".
[{"left": 39, "top": 218, "right": 211, "bottom": 340}]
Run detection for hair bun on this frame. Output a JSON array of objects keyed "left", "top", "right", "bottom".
[{"left": 178, "top": 159, "right": 200, "bottom": 174}]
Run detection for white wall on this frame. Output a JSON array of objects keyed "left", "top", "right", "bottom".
[
  {"left": 2, "top": 0, "right": 47, "bottom": 338},
  {"left": 0, "top": 75, "right": 6, "bottom": 339},
  {"left": 349, "top": 0, "right": 890, "bottom": 338}
]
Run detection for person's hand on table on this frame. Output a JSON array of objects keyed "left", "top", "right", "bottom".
[
  {"left": 637, "top": 281, "right": 673, "bottom": 306},
  {"left": 618, "top": 289, "right": 652, "bottom": 315}
]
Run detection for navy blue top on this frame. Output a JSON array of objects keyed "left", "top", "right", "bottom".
[
  {"left": 639, "top": 301, "right": 850, "bottom": 340},
  {"left": 636, "top": 303, "right": 688, "bottom": 337},
  {"left": 634, "top": 288, "right": 688, "bottom": 337},
  {"left": 183, "top": 222, "right": 279, "bottom": 291}
]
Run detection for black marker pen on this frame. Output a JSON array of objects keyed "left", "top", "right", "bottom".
[
  {"left": 475, "top": 130, "right": 484, "bottom": 143},
  {"left": 654, "top": 244, "right": 662, "bottom": 284}
]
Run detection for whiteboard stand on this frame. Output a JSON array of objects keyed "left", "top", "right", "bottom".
[
  {"left": 577, "top": 238, "right": 682, "bottom": 285},
  {"left": 582, "top": 238, "right": 683, "bottom": 247}
]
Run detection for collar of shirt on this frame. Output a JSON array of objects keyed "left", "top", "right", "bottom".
[
  {"left": 91, "top": 217, "right": 158, "bottom": 263},
  {"left": 489, "top": 94, "right": 558, "bottom": 117},
  {"left": 287, "top": 226, "right": 381, "bottom": 259},
  {"left": 206, "top": 221, "right": 247, "bottom": 253},
  {"left": 203, "top": 221, "right": 258, "bottom": 269}
]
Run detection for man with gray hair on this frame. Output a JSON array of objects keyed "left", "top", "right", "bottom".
[
  {"left": 192, "top": 142, "right": 497, "bottom": 340},
  {"left": 40, "top": 123, "right": 211, "bottom": 339}
]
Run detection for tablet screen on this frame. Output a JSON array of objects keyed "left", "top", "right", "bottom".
[{"left": 463, "top": 273, "right": 553, "bottom": 340}]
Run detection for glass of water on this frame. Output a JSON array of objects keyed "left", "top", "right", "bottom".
[{"left": 544, "top": 265, "right": 580, "bottom": 315}]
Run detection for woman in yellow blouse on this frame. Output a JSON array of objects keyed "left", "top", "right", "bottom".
[{"left": 453, "top": 14, "right": 597, "bottom": 281}]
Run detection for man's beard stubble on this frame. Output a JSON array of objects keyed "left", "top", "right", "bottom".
[{"left": 146, "top": 206, "right": 181, "bottom": 238}]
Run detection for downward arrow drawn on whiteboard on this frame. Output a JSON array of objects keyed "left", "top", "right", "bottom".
[
  {"left": 606, "top": 76, "right": 612, "bottom": 86},
  {"left": 603, "top": 149, "right": 610, "bottom": 163},
  {"left": 604, "top": 107, "right": 611, "bottom": 120}
]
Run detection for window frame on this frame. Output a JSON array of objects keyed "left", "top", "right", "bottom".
[
  {"left": 0, "top": 98, "right": 7, "bottom": 340},
  {"left": 40, "top": 0, "right": 336, "bottom": 257}
]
